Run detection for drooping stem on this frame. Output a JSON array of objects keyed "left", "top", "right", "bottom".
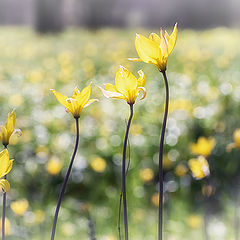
[
  {"left": 158, "top": 70, "right": 169, "bottom": 240},
  {"left": 2, "top": 145, "right": 7, "bottom": 240},
  {"left": 51, "top": 117, "right": 80, "bottom": 240},
  {"left": 122, "top": 104, "right": 134, "bottom": 240}
]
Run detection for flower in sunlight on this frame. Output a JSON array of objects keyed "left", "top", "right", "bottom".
[
  {"left": 10, "top": 199, "right": 29, "bottom": 216},
  {"left": 50, "top": 83, "right": 98, "bottom": 118},
  {"left": 190, "top": 137, "right": 216, "bottom": 157},
  {"left": 0, "top": 149, "right": 13, "bottom": 193},
  {"left": 0, "top": 110, "right": 22, "bottom": 147},
  {"left": 129, "top": 23, "right": 177, "bottom": 71},
  {"left": 0, "top": 218, "right": 10, "bottom": 235},
  {"left": 46, "top": 156, "right": 63, "bottom": 175},
  {"left": 99, "top": 65, "right": 146, "bottom": 105},
  {"left": 188, "top": 156, "right": 210, "bottom": 180},
  {"left": 90, "top": 157, "right": 106, "bottom": 173},
  {"left": 139, "top": 168, "right": 154, "bottom": 182},
  {"left": 187, "top": 215, "right": 202, "bottom": 229}
]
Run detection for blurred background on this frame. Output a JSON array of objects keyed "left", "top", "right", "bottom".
[{"left": 0, "top": 0, "right": 240, "bottom": 240}]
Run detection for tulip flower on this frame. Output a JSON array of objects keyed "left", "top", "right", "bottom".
[
  {"left": 50, "top": 83, "right": 98, "bottom": 118},
  {"left": 130, "top": 23, "right": 177, "bottom": 72},
  {"left": 0, "top": 110, "right": 22, "bottom": 147},
  {"left": 0, "top": 149, "right": 13, "bottom": 193},
  {"left": 190, "top": 137, "right": 216, "bottom": 157},
  {"left": 188, "top": 156, "right": 210, "bottom": 180},
  {"left": 50, "top": 83, "right": 97, "bottom": 240},
  {"left": 99, "top": 65, "right": 146, "bottom": 105},
  {"left": 100, "top": 66, "right": 146, "bottom": 240},
  {"left": 129, "top": 24, "right": 177, "bottom": 240}
]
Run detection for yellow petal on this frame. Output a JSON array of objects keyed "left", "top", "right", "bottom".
[
  {"left": 84, "top": 99, "right": 99, "bottom": 108},
  {"left": 167, "top": 23, "right": 178, "bottom": 55},
  {"left": 137, "top": 87, "right": 147, "bottom": 100},
  {"left": 160, "top": 29, "right": 168, "bottom": 58},
  {"left": 77, "top": 83, "right": 92, "bottom": 109},
  {"left": 0, "top": 179, "right": 10, "bottom": 193},
  {"left": 72, "top": 87, "right": 81, "bottom": 98},
  {"left": 149, "top": 33, "right": 161, "bottom": 45},
  {"left": 135, "top": 33, "right": 161, "bottom": 66},
  {"left": 5, "top": 111, "right": 16, "bottom": 138},
  {"left": 115, "top": 66, "right": 137, "bottom": 94},
  {"left": 105, "top": 83, "right": 118, "bottom": 92},
  {"left": 4, "top": 160, "right": 14, "bottom": 176},
  {"left": 50, "top": 89, "right": 71, "bottom": 110},
  {"left": 128, "top": 58, "right": 142, "bottom": 62},
  {"left": 99, "top": 87, "right": 125, "bottom": 100},
  {"left": 137, "top": 70, "right": 146, "bottom": 87},
  {"left": 0, "top": 149, "right": 10, "bottom": 178}
]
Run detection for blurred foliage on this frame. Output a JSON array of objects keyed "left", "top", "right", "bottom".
[{"left": 0, "top": 27, "right": 240, "bottom": 239}]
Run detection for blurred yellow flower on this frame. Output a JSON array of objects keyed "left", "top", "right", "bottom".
[
  {"left": 99, "top": 65, "right": 146, "bottom": 105},
  {"left": 90, "top": 157, "right": 106, "bottom": 173},
  {"left": 9, "top": 94, "right": 24, "bottom": 107},
  {"left": 34, "top": 210, "right": 45, "bottom": 223},
  {"left": 51, "top": 84, "right": 98, "bottom": 118},
  {"left": 202, "top": 184, "right": 215, "bottom": 197},
  {"left": 10, "top": 199, "right": 29, "bottom": 216},
  {"left": 130, "top": 124, "right": 142, "bottom": 136},
  {"left": 0, "top": 110, "right": 22, "bottom": 147},
  {"left": 187, "top": 215, "right": 202, "bottom": 229},
  {"left": 190, "top": 137, "right": 216, "bottom": 157},
  {"left": 226, "top": 129, "right": 240, "bottom": 152},
  {"left": 0, "top": 149, "right": 13, "bottom": 193},
  {"left": 188, "top": 156, "right": 210, "bottom": 179},
  {"left": 151, "top": 193, "right": 159, "bottom": 207},
  {"left": 0, "top": 217, "right": 10, "bottom": 235},
  {"left": 130, "top": 23, "right": 177, "bottom": 71},
  {"left": 61, "top": 222, "right": 76, "bottom": 237},
  {"left": 163, "top": 155, "right": 173, "bottom": 169},
  {"left": 46, "top": 156, "right": 63, "bottom": 175},
  {"left": 139, "top": 168, "right": 154, "bottom": 182},
  {"left": 175, "top": 164, "right": 187, "bottom": 177}
]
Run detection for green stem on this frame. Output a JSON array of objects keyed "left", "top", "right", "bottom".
[
  {"left": 122, "top": 104, "right": 134, "bottom": 240},
  {"left": 158, "top": 70, "right": 169, "bottom": 240},
  {"left": 50, "top": 117, "right": 80, "bottom": 240}
]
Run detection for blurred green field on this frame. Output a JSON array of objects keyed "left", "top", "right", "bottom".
[{"left": 1, "top": 27, "right": 240, "bottom": 240}]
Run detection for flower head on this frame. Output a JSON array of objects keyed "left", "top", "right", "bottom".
[
  {"left": 50, "top": 83, "right": 98, "bottom": 118},
  {"left": 129, "top": 23, "right": 177, "bottom": 71},
  {"left": 0, "top": 110, "right": 22, "bottom": 147},
  {"left": 0, "top": 149, "right": 14, "bottom": 193},
  {"left": 188, "top": 156, "right": 210, "bottom": 180},
  {"left": 190, "top": 137, "right": 216, "bottom": 157},
  {"left": 10, "top": 199, "right": 29, "bottom": 216},
  {"left": 99, "top": 66, "right": 146, "bottom": 105}
]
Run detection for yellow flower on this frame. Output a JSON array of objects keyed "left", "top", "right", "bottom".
[
  {"left": 46, "top": 156, "right": 63, "bottom": 175},
  {"left": 129, "top": 23, "right": 177, "bottom": 71},
  {"left": 99, "top": 65, "right": 146, "bottom": 105},
  {"left": 190, "top": 137, "right": 216, "bottom": 157},
  {"left": 187, "top": 215, "right": 202, "bottom": 229},
  {"left": 188, "top": 156, "right": 210, "bottom": 180},
  {"left": 50, "top": 83, "right": 98, "bottom": 118},
  {"left": 0, "top": 110, "right": 22, "bottom": 147},
  {"left": 233, "top": 129, "right": 240, "bottom": 147},
  {"left": 139, "top": 168, "right": 154, "bottom": 182},
  {"left": 90, "top": 157, "right": 106, "bottom": 173},
  {"left": 175, "top": 164, "right": 187, "bottom": 177},
  {"left": 10, "top": 199, "right": 29, "bottom": 216},
  {"left": 0, "top": 149, "right": 14, "bottom": 193}
]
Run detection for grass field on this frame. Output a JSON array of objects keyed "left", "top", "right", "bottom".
[{"left": 0, "top": 27, "right": 240, "bottom": 239}]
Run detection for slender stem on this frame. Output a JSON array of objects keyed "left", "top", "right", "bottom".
[
  {"left": 122, "top": 104, "right": 134, "bottom": 240},
  {"left": 50, "top": 117, "right": 80, "bottom": 240},
  {"left": 88, "top": 213, "right": 96, "bottom": 240},
  {"left": 2, "top": 145, "right": 7, "bottom": 240},
  {"left": 158, "top": 70, "right": 169, "bottom": 240}
]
